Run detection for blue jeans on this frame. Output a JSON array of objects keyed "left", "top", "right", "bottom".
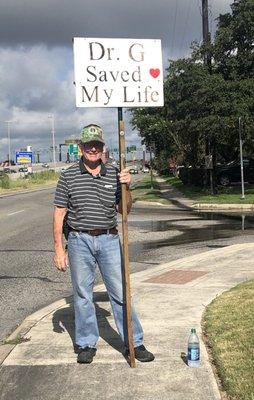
[{"left": 68, "top": 231, "right": 144, "bottom": 348}]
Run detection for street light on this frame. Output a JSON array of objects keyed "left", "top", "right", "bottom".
[
  {"left": 48, "top": 114, "right": 56, "bottom": 170},
  {"left": 5, "top": 120, "right": 12, "bottom": 165}
]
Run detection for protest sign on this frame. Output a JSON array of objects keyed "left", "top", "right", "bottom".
[{"left": 73, "top": 37, "right": 164, "bottom": 107}]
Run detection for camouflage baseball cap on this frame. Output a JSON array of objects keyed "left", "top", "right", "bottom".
[{"left": 80, "top": 124, "right": 104, "bottom": 144}]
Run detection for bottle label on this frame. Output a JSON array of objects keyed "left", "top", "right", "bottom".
[{"left": 188, "top": 347, "right": 200, "bottom": 361}]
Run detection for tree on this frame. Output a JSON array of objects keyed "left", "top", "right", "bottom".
[
  {"left": 130, "top": 0, "right": 254, "bottom": 175},
  {"left": 213, "top": 0, "right": 254, "bottom": 80}
]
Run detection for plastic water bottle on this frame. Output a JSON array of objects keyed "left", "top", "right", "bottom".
[{"left": 187, "top": 328, "right": 200, "bottom": 367}]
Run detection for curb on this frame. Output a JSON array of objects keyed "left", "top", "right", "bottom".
[
  {"left": 0, "top": 282, "right": 106, "bottom": 365},
  {"left": 156, "top": 176, "right": 254, "bottom": 211},
  {"left": 0, "top": 185, "right": 56, "bottom": 198},
  {"left": 193, "top": 203, "right": 254, "bottom": 211},
  {"left": 0, "top": 297, "right": 72, "bottom": 365},
  {"left": 2, "top": 242, "right": 253, "bottom": 365},
  {"left": 134, "top": 200, "right": 173, "bottom": 207}
]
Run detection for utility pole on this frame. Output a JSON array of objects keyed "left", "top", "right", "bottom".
[
  {"left": 48, "top": 114, "right": 56, "bottom": 170},
  {"left": 142, "top": 144, "right": 146, "bottom": 169},
  {"left": 239, "top": 117, "right": 245, "bottom": 199},
  {"left": 5, "top": 121, "right": 12, "bottom": 165},
  {"left": 202, "top": 0, "right": 214, "bottom": 194},
  {"left": 202, "top": 0, "right": 212, "bottom": 70}
]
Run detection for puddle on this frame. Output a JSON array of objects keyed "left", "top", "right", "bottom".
[{"left": 128, "top": 211, "right": 254, "bottom": 259}]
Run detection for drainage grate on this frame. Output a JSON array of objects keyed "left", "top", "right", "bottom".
[{"left": 145, "top": 269, "right": 208, "bottom": 285}]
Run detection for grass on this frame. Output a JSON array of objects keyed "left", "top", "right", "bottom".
[
  {"left": 3, "top": 336, "right": 31, "bottom": 345},
  {"left": 203, "top": 279, "right": 254, "bottom": 400},
  {"left": 163, "top": 176, "right": 254, "bottom": 204},
  {"left": 0, "top": 170, "right": 60, "bottom": 193},
  {"left": 131, "top": 176, "right": 172, "bottom": 205}
]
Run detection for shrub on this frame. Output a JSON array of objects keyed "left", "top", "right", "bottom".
[
  {"left": 178, "top": 167, "right": 206, "bottom": 187},
  {"left": 29, "top": 170, "right": 60, "bottom": 183},
  {"left": 0, "top": 173, "right": 10, "bottom": 189}
]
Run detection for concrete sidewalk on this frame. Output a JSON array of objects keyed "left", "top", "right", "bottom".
[
  {"left": 155, "top": 176, "right": 254, "bottom": 211},
  {"left": 1, "top": 243, "right": 254, "bottom": 400}
]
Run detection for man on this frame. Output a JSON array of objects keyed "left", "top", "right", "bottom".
[{"left": 53, "top": 124, "right": 154, "bottom": 364}]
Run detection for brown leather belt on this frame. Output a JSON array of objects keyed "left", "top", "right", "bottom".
[{"left": 70, "top": 227, "right": 118, "bottom": 236}]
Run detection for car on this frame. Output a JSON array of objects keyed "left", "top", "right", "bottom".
[
  {"left": 142, "top": 167, "right": 150, "bottom": 173},
  {"left": 128, "top": 166, "right": 139, "bottom": 174},
  {"left": 42, "top": 163, "right": 49, "bottom": 168},
  {"left": 18, "top": 167, "right": 28, "bottom": 172},
  {"left": 129, "top": 168, "right": 139, "bottom": 174},
  {"left": 216, "top": 158, "right": 254, "bottom": 186}
]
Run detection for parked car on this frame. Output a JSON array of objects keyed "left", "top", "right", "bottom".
[
  {"left": 216, "top": 158, "right": 254, "bottom": 186},
  {"left": 142, "top": 167, "right": 150, "bottom": 173},
  {"left": 18, "top": 167, "right": 28, "bottom": 172},
  {"left": 42, "top": 163, "right": 49, "bottom": 168},
  {"left": 129, "top": 167, "right": 139, "bottom": 174}
]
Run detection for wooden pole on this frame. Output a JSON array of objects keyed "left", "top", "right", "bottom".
[{"left": 118, "top": 107, "right": 136, "bottom": 368}]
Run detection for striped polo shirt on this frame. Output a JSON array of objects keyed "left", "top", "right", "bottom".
[{"left": 54, "top": 158, "right": 121, "bottom": 231}]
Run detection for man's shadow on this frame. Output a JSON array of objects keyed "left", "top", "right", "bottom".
[{"left": 52, "top": 292, "right": 124, "bottom": 354}]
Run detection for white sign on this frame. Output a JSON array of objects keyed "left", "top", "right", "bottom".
[{"left": 73, "top": 37, "right": 164, "bottom": 108}]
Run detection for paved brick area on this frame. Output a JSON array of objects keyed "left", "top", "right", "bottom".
[{"left": 145, "top": 269, "right": 208, "bottom": 284}]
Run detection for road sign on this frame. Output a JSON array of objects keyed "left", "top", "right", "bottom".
[
  {"left": 16, "top": 151, "right": 33, "bottom": 164},
  {"left": 127, "top": 145, "right": 137, "bottom": 153},
  {"left": 69, "top": 144, "right": 78, "bottom": 155},
  {"left": 73, "top": 37, "right": 164, "bottom": 108}
]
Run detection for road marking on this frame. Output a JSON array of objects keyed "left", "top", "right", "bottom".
[{"left": 7, "top": 209, "right": 25, "bottom": 216}]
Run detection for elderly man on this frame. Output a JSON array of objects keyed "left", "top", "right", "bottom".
[{"left": 53, "top": 124, "right": 154, "bottom": 364}]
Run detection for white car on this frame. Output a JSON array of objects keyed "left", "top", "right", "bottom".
[{"left": 142, "top": 167, "right": 150, "bottom": 173}]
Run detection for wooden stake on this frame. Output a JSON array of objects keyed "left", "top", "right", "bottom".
[{"left": 118, "top": 107, "right": 136, "bottom": 368}]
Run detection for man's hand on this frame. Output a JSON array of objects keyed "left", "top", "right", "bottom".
[
  {"left": 118, "top": 168, "right": 131, "bottom": 188},
  {"left": 54, "top": 248, "right": 69, "bottom": 272}
]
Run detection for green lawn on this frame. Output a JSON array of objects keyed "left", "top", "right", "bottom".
[
  {"left": 131, "top": 176, "right": 172, "bottom": 205},
  {"left": 164, "top": 176, "right": 254, "bottom": 204},
  {"left": 203, "top": 280, "right": 254, "bottom": 400}
]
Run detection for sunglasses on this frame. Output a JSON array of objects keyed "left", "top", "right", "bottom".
[{"left": 82, "top": 142, "right": 104, "bottom": 150}]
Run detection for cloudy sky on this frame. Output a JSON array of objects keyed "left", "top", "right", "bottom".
[{"left": 0, "top": 0, "right": 232, "bottom": 162}]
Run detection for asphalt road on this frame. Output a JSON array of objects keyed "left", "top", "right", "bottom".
[{"left": 1, "top": 185, "right": 254, "bottom": 343}]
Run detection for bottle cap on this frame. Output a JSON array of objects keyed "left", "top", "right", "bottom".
[{"left": 191, "top": 328, "right": 196, "bottom": 333}]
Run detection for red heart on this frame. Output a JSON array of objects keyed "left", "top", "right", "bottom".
[{"left": 149, "top": 68, "right": 160, "bottom": 78}]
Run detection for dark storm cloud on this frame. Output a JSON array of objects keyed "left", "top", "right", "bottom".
[
  {"left": 0, "top": 0, "right": 232, "bottom": 52},
  {"left": 0, "top": 0, "right": 232, "bottom": 161}
]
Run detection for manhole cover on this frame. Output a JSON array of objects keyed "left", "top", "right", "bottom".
[{"left": 145, "top": 269, "right": 208, "bottom": 285}]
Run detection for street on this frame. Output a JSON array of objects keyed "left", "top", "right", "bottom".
[{"left": 1, "top": 187, "right": 254, "bottom": 343}]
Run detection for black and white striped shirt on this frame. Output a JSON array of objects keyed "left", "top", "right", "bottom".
[{"left": 54, "top": 158, "right": 121, "bottom": 230}]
